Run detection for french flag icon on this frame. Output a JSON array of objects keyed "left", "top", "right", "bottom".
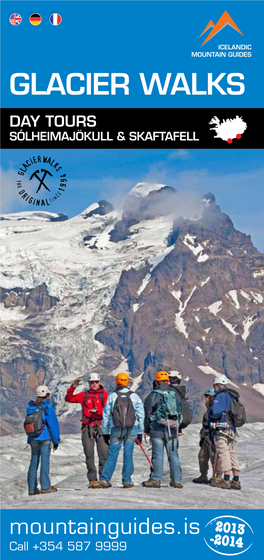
[{"left": 49, "top": 13, "right": 62, "bottom": 25}]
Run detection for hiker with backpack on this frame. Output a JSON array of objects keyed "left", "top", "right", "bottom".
[
  {"left": 25, "top": 385, "right": 60, "bottom": 496},
  {"left": 97, "top": 373, "right": 144, "bottom": 489},
  {"left": 208, "top": 375, "right": 246, "bottom": 490},
  {"left": 153, "top": 370, "right": 192, "bottom": 435},
  {"left": 143, "top": 371, "right": 183, "bottom": 489},
  {"left": 65, "top": 373, "right": 108, "bottom": 488},
  {"left": 193, "top": 387, "right": 217, "bottom": 485},
  {"left": 169, "top": 371, "right": 193, "bottom": 435}
]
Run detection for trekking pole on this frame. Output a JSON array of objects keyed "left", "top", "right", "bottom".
[{"left": 136, "top": 439, "right": 153, "bottom": 468}]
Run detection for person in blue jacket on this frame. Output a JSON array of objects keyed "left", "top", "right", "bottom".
[
  {"left": 208, "top": 376, "right": 240, "bottom": 490},
  {"left": 98, "top": 373, "right": 144, "bottom": 488},
  {"left": 26, "top": 385, "right": 60, "bottom": 495}
]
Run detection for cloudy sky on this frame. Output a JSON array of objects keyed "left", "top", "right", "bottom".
[{"left": 1, "top": 148, "right": 263, "bottom": 251}]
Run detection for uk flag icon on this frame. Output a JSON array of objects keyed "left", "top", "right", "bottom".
[{"left": 9, "top": 13, "right": 22, "bottom": 26}]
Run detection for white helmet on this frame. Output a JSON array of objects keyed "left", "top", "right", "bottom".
[
  {"left": 88, "top": 373, "right": 101, "bottom": 382},
  {"left": 36, "top": 385, "right": 50, "bottom": 397},
  {"left": 213, "top": 375, "right": 229, "bottom": 386},
  {"left": 169, "top": 371, "right": 182, "bottom": 379}
]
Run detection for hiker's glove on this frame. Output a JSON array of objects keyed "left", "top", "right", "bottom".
[
  {"left": 103, "top": 434, "right": 110, "bottom": 445},
  {"left": 199, "top": 438, "right": 204, "bottom": 448},
  {"left": 136, "top": 434, "right": 143, "bottom": 444},
  {"left": 73, "top": 378, "right": 80, "bottom": 388},
  {"left": 53, "top": 444, "right": 59, "bottom": 451}
]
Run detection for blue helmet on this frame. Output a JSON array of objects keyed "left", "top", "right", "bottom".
[{"left": 204, "top": 387, "right": 215, "bottom": 397}]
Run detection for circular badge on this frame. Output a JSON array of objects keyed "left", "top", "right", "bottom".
[
  {"left": 29, "top": 13, "right": 42, "bottom": 26},
  {"left": 49, "top": 13, "right": 62, "bottom": 26},
  {"left": 9, "top": 14, "right": 22, "bottom": 26},
  {"left": 204, "top": 515, "right": 254, "bottom": 556},
  {"left": 16, "top": 156, "right": 67, "bottom": 208}
]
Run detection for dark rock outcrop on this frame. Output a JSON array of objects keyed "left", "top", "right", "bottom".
[
  {"left": 83, "top": 200, "right": 113, "bottom": 219},
  {"left": 0, "top": 356, "right": 47, "bottom": 435},
  {"left": 0, "top": 284, "right": 58, "bottom": 314}
]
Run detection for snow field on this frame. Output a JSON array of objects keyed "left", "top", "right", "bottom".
[{"left": 1, "top": 424, "right": 263, "bottom": 510}]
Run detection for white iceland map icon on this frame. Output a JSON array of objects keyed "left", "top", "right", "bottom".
[{"left": 209, "top": 116, "right": 247, "bottom": 144}]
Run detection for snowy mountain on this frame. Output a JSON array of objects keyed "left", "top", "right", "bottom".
[{"left": 1, "top": 183, "right": 264, "bottom": 434}]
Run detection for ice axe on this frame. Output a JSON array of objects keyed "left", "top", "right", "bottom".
[
  {"left": 136, "top": 439, "right": 153, "bottom": 468},
  {"left": 29, "top": 169, "right": 52, "bottom": 193}
]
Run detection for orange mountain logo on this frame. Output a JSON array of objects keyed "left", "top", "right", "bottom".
[{"left": 200, "top": 11, "right": 243, "bottom": 47}]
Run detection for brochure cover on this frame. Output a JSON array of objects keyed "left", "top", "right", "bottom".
[{"left": 0, "top": 1, "right": 263, "bottom": 559}]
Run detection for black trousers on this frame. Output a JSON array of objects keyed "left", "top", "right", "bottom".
[
  {"left": 198, "top": 439, "right": 216, "bottom": 476},
  {"left": 81, "top": 429, "right": 109, "bottom": 481}
]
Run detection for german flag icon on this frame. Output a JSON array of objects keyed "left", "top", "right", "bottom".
[{"left": 29, "top": 13, "right": 42, "bottom": 25}]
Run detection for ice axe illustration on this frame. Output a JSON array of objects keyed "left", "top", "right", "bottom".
[
  {"left": 29, "top": 169, "right": 52, "bottom": 193},
  {"left": 136, "top": 439, "right": 153, "bottom": 468}
]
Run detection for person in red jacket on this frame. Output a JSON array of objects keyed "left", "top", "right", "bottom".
[{"left": 65, "top": 373, "right": 108, "bottom": 488}]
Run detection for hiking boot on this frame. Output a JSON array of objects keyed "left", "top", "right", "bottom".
[
  {"left": 210, "top": 476, "right": 222, "bottom": 485},
  {"left": 231, "top": 480, "right": 241, "bottom": 490},
  {"left": 41, "top": 486, "right": 57, "bottom": 494},
  {"left": 142, "top": 479, "right": 161, "bottom": 488},
  {"left": 170, "top": 482, "right": 183, "bottom": 489},
  {"left": 89, "top": 481, "right": 102, "bottom": 489},
  {"left": 98, "top": 480, "right": 112, "bottom": 488},
  {"left": 123, "top": 483, "right": 134, "bottom": 488},
  {"left": 28, "top": 488, "right": 40, "bottom": 496},
  {"left": 211, "top": 479, "right": 231, "bottom": 490},
  {"left": 193, "top": 476, "right": 209, "bottom": 484}
]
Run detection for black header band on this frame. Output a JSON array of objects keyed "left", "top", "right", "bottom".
[{"left": 1, "top": 108, "right": 263, "bottom": 149}]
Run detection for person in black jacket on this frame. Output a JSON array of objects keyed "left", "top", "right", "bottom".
[
  {"left": 193, "top": 388, "right": 216, "bottom": 484},
  {"left": 169, "top": 371, "right": 187, "bottom": 435},
  {"left": 143, "top": 371, "right": 183, "bottom": 489}
]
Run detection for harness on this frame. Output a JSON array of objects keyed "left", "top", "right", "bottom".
[
  {"left": 81, "top": 420, "right": 103, "bottom": 439},
  {"left": 111, "top": 433, "right": 135, "bottom": 442},
  {"left": 210, "top": 421, "right": 230, "bottom": 430},
  {"left": 81, "top": 391, "right": 104, "bottom": 439},
  {"left": 83, "top": 391, "right": 104, "bottom": 413},
  {"left": 217, "top": 430, "right": 236, "bottom": 442}
]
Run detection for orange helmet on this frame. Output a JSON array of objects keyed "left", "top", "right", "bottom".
[
  {"left": 115, "top": 373, "right": 130, "bottom": 387},
  {"left": 155, "top": 371, "right": 169, "bottom": 382}
]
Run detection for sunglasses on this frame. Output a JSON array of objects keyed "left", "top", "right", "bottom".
[{"left": 90, "top": 380, "right": 100, "bottom": 384}]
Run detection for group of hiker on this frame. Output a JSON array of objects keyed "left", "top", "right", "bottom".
[{"left": 24, "top": 370, "right": 245, "bottom": 495}]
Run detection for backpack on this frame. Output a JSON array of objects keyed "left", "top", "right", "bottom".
[
  {"left": 24, "top": 405, "right": 46, "bottom": 437},
  {"left": 82, "top": 391, "right": 104, "bottom": 422},
  {"left": 112, "top": 390, "right": 136, "bottom": 429},
  {"left": 172, "top": 386, "right": 193, "bottom": 429},
  {"left": 153, "top": 389, "right": 181, "bottom": 422},
  {"left": 226, "top": 389, "right": 246, "bottom": 428}
]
